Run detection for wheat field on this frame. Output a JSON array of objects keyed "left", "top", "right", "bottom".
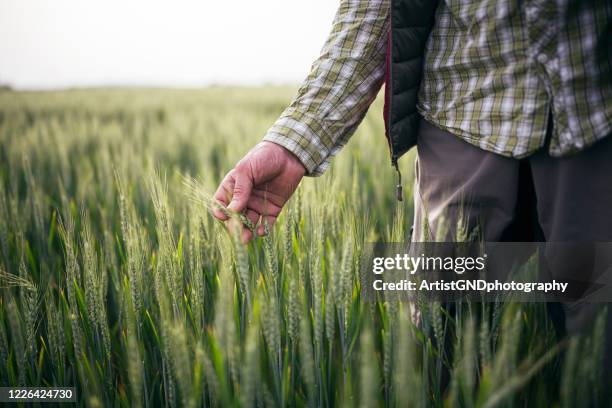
[{"left": 0, "top": 87, "right": 608, "bottom": 407}]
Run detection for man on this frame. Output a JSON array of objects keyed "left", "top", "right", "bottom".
[{"left": 213, "top": 0, "right": 611, "bottom": 389}]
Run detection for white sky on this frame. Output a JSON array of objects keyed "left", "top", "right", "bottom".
[{"left": 0, "top": 0, "right": 339, "bottom": 89}]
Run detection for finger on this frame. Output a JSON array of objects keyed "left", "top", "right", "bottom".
[
  {"left": 245, "top": 194, "right": 282, "bottom": 218},
  {"left": 213, "top": 172, "right": 235, "bottom": 220},
  {"left": 227, "top": 168, "right": 253, "bottom": 213},
  {"left": 212, "top": 203, "right": 228, "bottom": 221},
  {"left": 241, "top": 228, "right": 253, "bottom": 244},
  {"left": 214, "top": 171, "right": 234, "bottom": 205},
  {"left": 257, "top": 215, "right": 278, "bottom": 236},
  {"left": 245, "top": 209, "right": 261, "bottom": 228}
]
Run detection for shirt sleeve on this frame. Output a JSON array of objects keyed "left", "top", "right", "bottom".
[{"left": 263, "top": 0, "right": 390, "bottom": 176}]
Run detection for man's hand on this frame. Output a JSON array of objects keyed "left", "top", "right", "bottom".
[{"left": 213, "top": 141, "right": 306, "bottom": 243}]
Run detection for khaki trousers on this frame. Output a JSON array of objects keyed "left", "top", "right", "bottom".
[{"left": 413, "top": 117, "right": 612, "bottom": 388}]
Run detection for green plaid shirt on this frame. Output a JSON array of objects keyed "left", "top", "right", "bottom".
[{"left": 263, "top": 0, "right": 612, "bottom": 175}]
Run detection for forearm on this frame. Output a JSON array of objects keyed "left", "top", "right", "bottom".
[{"left": 264, "top": 0, "right": 389, "bottom": 176}]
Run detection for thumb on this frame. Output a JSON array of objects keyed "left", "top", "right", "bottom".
[{"left": 227, "top": 170, "right": 253, "bottom": 213}]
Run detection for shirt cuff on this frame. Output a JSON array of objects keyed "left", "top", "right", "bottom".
[{"left": 262, "top": 108, "right": 333, "bottom": 176}]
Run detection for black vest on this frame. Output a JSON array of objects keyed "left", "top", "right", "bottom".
[{"left": 384, "top": 0, "right": 438, "bottom": 198}]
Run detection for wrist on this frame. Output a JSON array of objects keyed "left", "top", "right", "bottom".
[{"left": 260, "top": 141, "right": 307, "bottom": 176}]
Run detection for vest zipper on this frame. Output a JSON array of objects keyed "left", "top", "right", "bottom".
[{"left": 393, "top": 158, "right": 403, "bottom": 202}]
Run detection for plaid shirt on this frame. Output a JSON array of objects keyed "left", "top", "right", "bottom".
[{"left": 263, "top": 0, "right": 612, "bottom": 175}]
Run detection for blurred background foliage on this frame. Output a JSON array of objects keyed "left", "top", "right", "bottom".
[{"left": 0, "top": 87, "right": 607, "bottom": 407}]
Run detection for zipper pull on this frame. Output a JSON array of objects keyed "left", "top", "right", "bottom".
[{"left": 393, "top": 161, "right": 403, "bottom": 202}]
